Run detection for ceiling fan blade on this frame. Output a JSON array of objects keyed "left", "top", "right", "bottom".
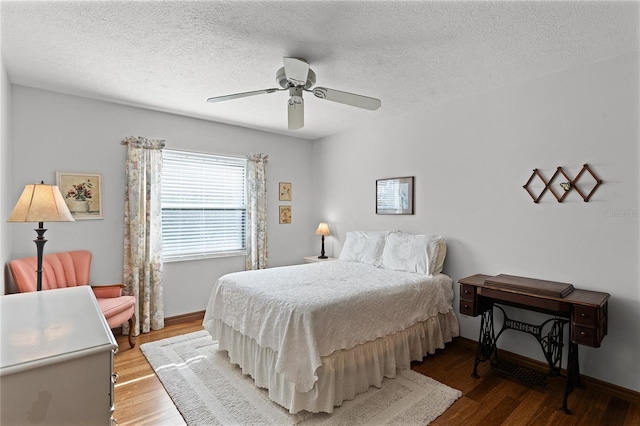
[
  {"left": 283, "top": 57, "right": 310, "bottom": 86},
  {"left": 207, "top": 88, "right": 282, "bottom": 103},
  {"left": 288, "top": 100, "right": 304, "bottom": 130},
  {"left": 311, "top": 87, "right": 381, "bottom": 110},
  {"left": 288, "top": 87, "right": 304, "bottom": 130}
]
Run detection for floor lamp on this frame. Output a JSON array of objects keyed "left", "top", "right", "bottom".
[{"left": 7, "top": 182, "right": 75, "bottom": 291}]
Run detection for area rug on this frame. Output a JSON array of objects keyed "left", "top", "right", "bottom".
[{"left": 140, "top": 330, "right": 461, "bottom": 425}]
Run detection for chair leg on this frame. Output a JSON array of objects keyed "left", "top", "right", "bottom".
[{"left": 127, "top": 313, "right": 137, "bottom": 348}]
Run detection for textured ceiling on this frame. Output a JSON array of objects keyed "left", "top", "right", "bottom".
[{"left": 1, "top": 1, "right": 638, "bottom": 140}]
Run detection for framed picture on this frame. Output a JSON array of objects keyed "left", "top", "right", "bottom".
[
  {"left": 376, "top": 176, "right": 414, "bottom": 215},
  {"left": 56, "top": 172, "right": 103, "bottom": 220},
  {"left": 279, "top": 205, "right": 292, "bottom": 224},
  {"left": 279, "top": 182, "right": 292, "bottom": 201}
]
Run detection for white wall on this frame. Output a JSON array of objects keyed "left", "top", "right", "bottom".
[
  {"left": 8, "top": 86, "right": 315, "bottom": 316},
  {"left": 312, "top": 52, "right": 640, "bottom": 392},
  {"left": 1, "top": 58, "right": 13, "bottom": 293}
]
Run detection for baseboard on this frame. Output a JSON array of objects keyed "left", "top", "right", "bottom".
[
  {"left": 111, "top": 310, "right": 205, "bottom": 335},
  {"left": 455, "top": 336, "right": 640, "bottom": 406},
  {"left": 164, "top": 310, "right": 205, "bottom": 327}
]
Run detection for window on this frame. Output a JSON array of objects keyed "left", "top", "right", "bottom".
[{"left": 162, "top": 150, "right": 247, "bottom": 261}]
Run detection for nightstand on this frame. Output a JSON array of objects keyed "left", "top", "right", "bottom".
[{"left": 303, "top": 256, "right": 337, "bottom": 264}]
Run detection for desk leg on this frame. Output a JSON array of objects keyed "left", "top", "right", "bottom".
[
  {"left": 473, "top": 307, "right": 497, "bottom": 378},
  {"left": 561, "top": 342, "right": 581, "bottom": 414}
]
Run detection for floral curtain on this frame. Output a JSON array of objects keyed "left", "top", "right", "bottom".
[
  {"left": 246, "top": 153, "right": 269, "bottom": 270},
  {"left": 121, "top": 136, "right": 165, "bottom": 335}
]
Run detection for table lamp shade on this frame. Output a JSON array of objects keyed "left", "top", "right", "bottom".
[
  {"left": 7, "top": 184, "right": 75, "bottom": 223},
  {"left": 315, "top": 222, "right": 330, "bottom": 236}
]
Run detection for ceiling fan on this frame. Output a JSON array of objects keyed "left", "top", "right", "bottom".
[{"left": 206, "top": 57, "right": 381, "bottom": 130}]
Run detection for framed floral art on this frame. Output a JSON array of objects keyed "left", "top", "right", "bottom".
[
  {"left": 56, "top": 172, "right": 104, "bottom": 219},
  {"left": 279, "top": 182, "right": 292, "bottom": 201},
  {"left": 279, "top": 205, "right": 292, "bottom": 224}
]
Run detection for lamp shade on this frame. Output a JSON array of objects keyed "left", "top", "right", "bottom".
[
  {"left": 315, "top": 222, "right": 330, "bottom": 236},
  {"left": 7, "top": 184, "right": 75, "bottom": 223}
]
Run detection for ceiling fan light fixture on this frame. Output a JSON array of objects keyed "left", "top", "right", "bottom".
[
  {"left": 288, "top": 86, "right": 303, "bottom": 105},
  {"left": 206, "top": 57, "right": 381, "bottom": 131},
  {"left": 288, "top": 97, "right": 303, "bottom": 105}
]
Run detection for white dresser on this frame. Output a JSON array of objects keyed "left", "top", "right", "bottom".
[{"left": 1, "top": 286, "right": 118, "bottom": 425}]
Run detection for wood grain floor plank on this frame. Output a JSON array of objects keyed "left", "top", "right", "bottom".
[
  {"left": 501, "top": 387, "right": 548, "bottom": 425},
  {"left": 602, "top": 397, "right": 630, "bottom": 426},
  {"left": 430, "top": 396, "right": 480, "bottom": 425}
]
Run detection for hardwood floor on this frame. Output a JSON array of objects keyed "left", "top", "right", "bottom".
[
  {"left": 113, "top": 321, "right": 640, "bottom": 425},
  {"left": 414, "top": 342, "right": 640, "bottom": 426},
  {"left": 113, "top": 320, "right": 200, "bottom": 425}
]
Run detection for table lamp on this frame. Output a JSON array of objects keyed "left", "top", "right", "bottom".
[
  {"left": 7, "top": 182, "right": 75, "bottom": 291},
  {"left": 315, "top": 222, "right": 330, "bottom": 259}
]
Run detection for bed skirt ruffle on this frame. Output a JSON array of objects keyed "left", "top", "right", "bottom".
[{"left": 205, "top": 309, "right": 460, "bottom": 414}]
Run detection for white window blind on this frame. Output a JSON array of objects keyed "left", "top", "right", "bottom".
[{"left": 162, "top": 150, "right": 247, "bottom": 261}]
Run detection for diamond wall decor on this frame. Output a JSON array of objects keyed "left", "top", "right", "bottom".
[{"left": 523, "top": 164, "right": 603, "bottom": 203}]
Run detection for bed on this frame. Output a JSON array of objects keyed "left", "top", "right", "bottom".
[{"left": 203, "top": 231, "right": 459, "bottom": 414}]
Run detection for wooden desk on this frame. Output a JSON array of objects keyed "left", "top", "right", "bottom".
[{"left": 459, "top": 274, "right": 609, "bottom": 414}]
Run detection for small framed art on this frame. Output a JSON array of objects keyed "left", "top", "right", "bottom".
[
  {"left": 376, "top": 176, "right": 414, "bottom": 215},
  {"left": 279, "top": 205, "right": 292, "bottom": 224},
  {"left": 56, "top": 172, "right": 104, "bottom": 220},
  {"left": 279, "top": 182, "right": 292, "bottom": 201}
]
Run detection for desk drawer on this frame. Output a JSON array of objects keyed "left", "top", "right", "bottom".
[
  {"left": 572, "top": 324, "right": 603, "bottom": 347},
  {"left": 460, "top": 299, "right": 477, "bottom": 316},
  {"left": 572, "top": 303, "right": 607, "bottom": 347},
  {"left": 573, "top": 305, "right": 601, "bottom": 326},
  {"left": 459, "top": 284, "right": 479, "bottom": 316},
  {"left": 460, "top": 284, "right": 477, "bottom": 299}
]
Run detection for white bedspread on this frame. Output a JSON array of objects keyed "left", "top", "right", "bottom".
[{"left": 203, "top": 260, "right": 455, "bottom": 393}]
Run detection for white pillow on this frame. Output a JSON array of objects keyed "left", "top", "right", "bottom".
[
  {"left": 429, "top": 235, "right": 447, "bottom": 275},
  {"left": 380, "top": 232, "right": 447, "bottom": 275},
  {"left": 339, "top": 231, "right": 388, "bottom": 266}
]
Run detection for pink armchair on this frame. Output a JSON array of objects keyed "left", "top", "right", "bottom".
[{"left": 9, "top": 250, "right": 136, "bottom": 348}]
